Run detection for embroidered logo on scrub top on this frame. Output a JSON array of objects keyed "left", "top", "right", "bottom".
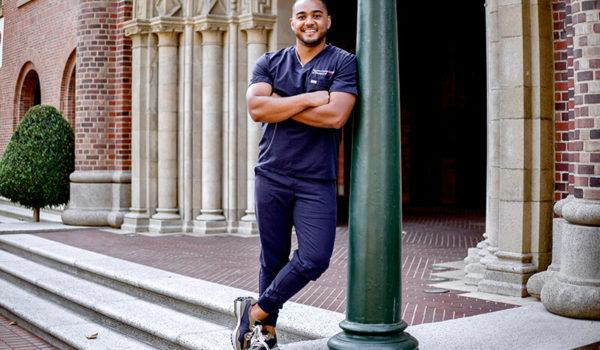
[{"left": 312, "top": 69, "right": 335, "bottom": 77}]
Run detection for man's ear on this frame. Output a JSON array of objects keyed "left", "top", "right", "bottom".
[
  {"left": 327, "top": 15, "right": 331, "bottom": 30},
  {"left": 290, "top": 18, "right": 295, "bottom": 31}
]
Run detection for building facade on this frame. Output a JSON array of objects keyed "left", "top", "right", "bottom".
[{"left": 0, "top": 0, "right": 598, "bottom": 318}]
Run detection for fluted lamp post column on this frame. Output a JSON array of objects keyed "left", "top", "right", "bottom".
[{"left": 328, "top": 0, "right": 417, "bottom": 349}]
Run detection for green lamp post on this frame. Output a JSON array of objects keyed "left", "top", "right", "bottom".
[{"left": 328, "top": 0, "right": 418, "bottom": 348}]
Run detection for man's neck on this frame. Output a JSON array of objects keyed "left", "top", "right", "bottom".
[{"left": 295, "top": 41, "right": 327, "bottom": 66}]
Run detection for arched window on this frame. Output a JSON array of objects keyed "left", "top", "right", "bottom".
[
  {"left": 60, "top": 49, "right": 76, "bottom": 128},
  {"left": 14, "top": 63, "right": 41, "bottom": 128}
]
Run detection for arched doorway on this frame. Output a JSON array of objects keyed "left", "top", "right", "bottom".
[
  {"left": 15, "top": 64, "right": 41, "bottom": 127},
  {"left": 328, "top": 1, "right": 487, "bottom": 221}
]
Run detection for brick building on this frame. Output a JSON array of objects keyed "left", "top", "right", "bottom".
[{"left": 0, "top": 0, "right": 598, "bottom": 319}]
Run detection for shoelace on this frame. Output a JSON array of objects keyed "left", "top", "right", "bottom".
[{"left": 249, "top": 325, "right": 270, "bottom": 350}]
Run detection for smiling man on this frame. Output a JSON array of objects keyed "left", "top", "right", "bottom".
[{"left": 230, "top": 0, "right": 358, "bottom": 349}]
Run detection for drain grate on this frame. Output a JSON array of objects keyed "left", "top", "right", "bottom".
[
  {"left": 424, "top": 288, "right": 450, "bottom": 294},
  {"left": 429, "top": 266, "right": 450, "bottom": 271}
]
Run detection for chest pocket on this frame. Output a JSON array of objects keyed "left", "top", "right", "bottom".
[{"left": 305, "top": 70, "right": 334, "bottom": 92}]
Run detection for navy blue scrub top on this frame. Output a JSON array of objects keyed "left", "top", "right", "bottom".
[{"left": 250, "top": 44, "right": 358, "bottom": 180}]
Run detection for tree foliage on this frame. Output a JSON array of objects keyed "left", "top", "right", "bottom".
[{"left": 0, "top": 105, "right": 75, "bottom": 211}]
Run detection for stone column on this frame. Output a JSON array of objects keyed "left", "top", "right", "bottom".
[
  {"left": 62, "top": 0, "right": 132, "bottom": 228},
  {"left": 464, "top": 0, "right": 500, "bottom": 285},
  {"left": 527, "top": 197, "right": 570, "bottom": 298},
  {"left": 122, "top": 31, "right": 151, "bottom": 232},
  {"left": 542, "top": 0, "right": 600, "bottom": 319},
  {"left": 182, "top": 24, "right": 194, "bottom": 231},
  {"left": 477, "top": 0, "right": 555, "bottom": 297},
  {"left": 149, "top": 30, "right": 182, "bottom": 233},
  {"left": 239, "top": 26, "right": 269, "bottom": 235},
  {"left": 194, "top": 28, "right": 227, "bottom": 234}
]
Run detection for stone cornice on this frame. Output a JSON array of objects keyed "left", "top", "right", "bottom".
[
  {"left": 150, "top": 16, "right": 185, "bottom": 33},
  {"left": 192, "top": 14, "right": 230, "bottom": 31},
  {"left": 238, "top": 12, "right": 276, "bottom": 30},
  {"left": 124, "top": 17, "right": 186, "bottom": 37},
  {"left": 124, "top": 19, "right": 153, "bottom": 37}
]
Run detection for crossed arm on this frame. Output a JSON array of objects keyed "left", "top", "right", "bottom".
[{"left": 246, "top": 82, "right": 356, "bottom": 129}]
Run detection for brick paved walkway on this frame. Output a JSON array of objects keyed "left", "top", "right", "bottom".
[
  {"left": 34, "top": 209, "right": 516, "bottom": 323},
  {"left": 1, "top": 209, "right": 519, "bottom": 349},
  {"left": 0, "top": 314, "right": 57, "bottom": 350}
]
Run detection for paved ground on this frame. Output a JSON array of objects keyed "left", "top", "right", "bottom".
[
  {"left": 0, "top": 208, "right": 518, "bottom": 349},
  {"left": 0, "top": 314, "right": 56, "bottom": 350}
]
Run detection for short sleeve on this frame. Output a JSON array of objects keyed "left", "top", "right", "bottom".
[
  {"left": 329, "top": 54, "right": 358, "bottom": 96},
  {"left": 249, "top": 53, "right": 273, "bottom": 86}
]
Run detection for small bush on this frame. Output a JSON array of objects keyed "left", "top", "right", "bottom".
[{"left": 0, "top": 105, "right": 74, "bottom": 220}]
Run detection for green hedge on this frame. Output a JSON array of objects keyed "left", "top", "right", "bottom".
[{"left": 0, "top": 105, "right": 75, "bottom": 211}]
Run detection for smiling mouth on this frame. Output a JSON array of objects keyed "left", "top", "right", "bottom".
[{"left": 302, "top": 28, "right": 318, "bottom": 33}]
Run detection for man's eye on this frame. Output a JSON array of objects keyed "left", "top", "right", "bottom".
[
  {"left": 314, "top": 14, "right": 321, "bottom": 19},
  {"left": 297, "top": 15, "right": 305, "bottom": 20}
]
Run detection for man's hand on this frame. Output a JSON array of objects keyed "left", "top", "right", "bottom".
[
  {"left": 306, "top": 90, "right": 330, "bottom": 107},
  {"left": 247, "top": 83, "right": 329, "bottom": 123},
  {"left": 292, "top": 91, "right": 356, "bottom": 129}
]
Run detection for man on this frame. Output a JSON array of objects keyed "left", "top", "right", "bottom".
[{"left": 232, "top": 0, "right": 357, "bottom": 349}]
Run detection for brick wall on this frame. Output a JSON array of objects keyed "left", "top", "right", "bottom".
[
  {"left": 570, "top": 0, "right": 600, "bottom": 200},
  {"left": 0, "top": 0, "right": 78, "bottom": 155},
  {"left": 553, "top": 0, "right": 570, "bottom": 201},
  {"left": 75, "top": 0, "right": 132, "bottom": 172}
]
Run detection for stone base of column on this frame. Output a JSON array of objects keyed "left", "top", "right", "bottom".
[
  {"left": 238, "top": 213, "right": 259, "bottom": 235},
  {"left": 463, "top": 236, "right": 490, "bottom": 286},
  {"left": 541, "top": 220, "right": 600, "bottom": 319},
  {"left": 527, "top": 218, "right": 565, "bottom": 299},
  {"left": 62, "top": 171, "right": 131, "bottom": 228},
  {"left": 194, "top": 210, "right": 227, "bottom": 234},
  {"left": 121, "top": 209, "right": 150, "bottom": 232},
  {"left": 478, "top": 251, "right": 537, "bottom": 297},
  {"left": 148, "top": 210, "right": 182, "bottom": 233},
  {"left": 542, "top": 277, "right": 600, "bottom": 319}
]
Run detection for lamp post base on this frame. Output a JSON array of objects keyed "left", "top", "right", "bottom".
[{"left": 328, "top": 331, "right": 418, "bottom": 350}]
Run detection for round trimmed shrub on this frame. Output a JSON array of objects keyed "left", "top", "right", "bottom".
[{"left": 0, "top": 105, "right": 74, "bottom": 219}]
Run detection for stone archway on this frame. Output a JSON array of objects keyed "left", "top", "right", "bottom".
[{"left": 15, "top": 63, "right": 41, "bottom": 127}]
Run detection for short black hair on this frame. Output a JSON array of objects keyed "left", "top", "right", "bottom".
[{"left": 292, "top": 0, "right": 328, "bottom": 14}]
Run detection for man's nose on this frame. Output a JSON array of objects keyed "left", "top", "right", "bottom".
[{"left": 305, "top": 16, "right": 315, "bottom": 25}]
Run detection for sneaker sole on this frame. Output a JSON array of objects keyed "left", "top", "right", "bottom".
[{"left": 231, "top": 296, "right": 254, "bottom": 350}]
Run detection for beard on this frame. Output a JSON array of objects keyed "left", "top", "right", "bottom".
[{"left": 296, "top": 27, "right": 327, "bottom": 47}]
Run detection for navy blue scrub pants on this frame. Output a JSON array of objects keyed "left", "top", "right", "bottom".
[{"left": 255, "top": 169, "right": 337, "bottom": 327}]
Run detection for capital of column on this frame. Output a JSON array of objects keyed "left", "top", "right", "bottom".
[
  {"left": 155, "top": 30, "right": 180, "bottom": 47},
  {"left": 243, "top": 27, "right": 269, "bottom": 45},
  {"left": 199, "top": 28, "right": 225, "bottom": 45}
]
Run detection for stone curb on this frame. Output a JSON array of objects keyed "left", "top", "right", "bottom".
[{"left": 0, "top": 234, "right": 345, "bottom": 343}]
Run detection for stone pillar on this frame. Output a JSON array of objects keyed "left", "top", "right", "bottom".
[
  {"left": 122, "top": 31, "right": 152, "bottom": 232},
  {"left": 527, "top": 197, "right": 570, "bottom": 298},
  {"left": 148, "top": 30, "right": 182, "bottom": 233},
  {"left": 464, "top": 0, "right": 500, "bottom": 285},
  {"left": 239, "top": 26, "right": 269, "bottom": 235},
  {"left": 541, "top": 0, "right": 600, "bottom": 319},
  {"left": 194, "top": 28, "right": 227, "bottom": 234},
  {"left": 477, "top": 0, "right": 555, "bottom": 297},
  {"left": 181, "top": 24, "right": 194, "bottom": 231},
  {"left": 62, "top": 0, "right": 132, "bottom": 228}
]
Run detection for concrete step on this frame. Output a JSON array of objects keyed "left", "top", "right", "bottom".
[
  {"left": 0, "top": 234, "right": 344, "bottom": 348},
  {"left": 0, "top": 276, "right": 156, "bottom": 350},
  {"left": 0, "top": 249, "right": 232, "bottom": 349}
]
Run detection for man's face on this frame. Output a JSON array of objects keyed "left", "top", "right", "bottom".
[{"left": 290, "top": 0, "right": 331, "bottom": 47}]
